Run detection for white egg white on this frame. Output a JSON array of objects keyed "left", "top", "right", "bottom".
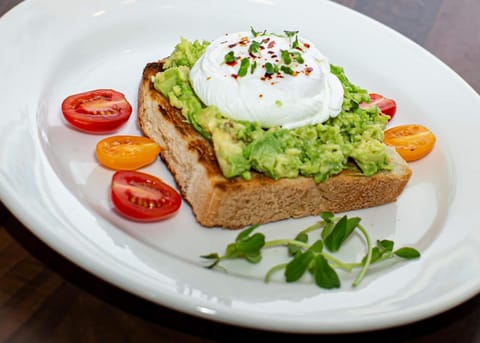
[{"left": 189, "top": 31, "right": 344, "bottom": 129}]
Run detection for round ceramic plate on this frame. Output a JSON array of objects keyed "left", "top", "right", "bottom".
[{"left": 0, "top": 0, "right": 479, "bottom": 334}]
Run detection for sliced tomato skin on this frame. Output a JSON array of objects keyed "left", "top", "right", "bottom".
[
  {"left": 384, "top": 124, "right": 436, "bottom": 162},
  {"left": 62, "top": 89, "right": 132, "bottom": 134},
  {"left": 361, "top": 93, "right": 397, "bottom": 121},
  {"left": 96, "top": 135, "right": 161, "bottom": 170},
  {"left": 111, "top": 171, "right": 181, "bottom": 222}
]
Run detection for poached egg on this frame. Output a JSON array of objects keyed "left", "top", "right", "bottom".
[{"left": 189, "top": 30, "right": 344, "bottom": 129}]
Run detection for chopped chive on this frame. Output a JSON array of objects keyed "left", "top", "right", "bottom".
[
  {"left": 280, "top": 65, "right": 295, "bottom": 75},
  {"left": 281, "top": 50, "right": 292, "bottom": 65},
  {"left": 250, "top": 60, "right": 257, "bottom": 74},
  {"left": 224, "top": 51, "right": 236, "bottom": 64},
  {"left": 238, "top": 58, "right": 250, "bottom": 77},
  {"left": 292, "top": 51, "right": 304, "bottom": 63},
  {"left": 249, "top": 40, "right": 262, "bottom": 54},
  {"left": 292, "top": 35, "right": 300, "bottom": 49},
  {"left": 265, "top": 62, "right": 278, "bottom": 75}
]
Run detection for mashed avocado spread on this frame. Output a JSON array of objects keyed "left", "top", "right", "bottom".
[{"left": 153, "top": 37, "right": 391, "bottom": 182}]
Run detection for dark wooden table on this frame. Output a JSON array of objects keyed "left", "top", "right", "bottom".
[{"left": 1, "top": 1, "right": 479, "bottom": 342}]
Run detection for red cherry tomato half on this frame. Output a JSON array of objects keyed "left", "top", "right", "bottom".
[
  {"left": 62, "top": 89, "right": 132, "bottom": 134},
  {"left": 360, "top": 93, "right": 397, "bottom": 121},
  {"left": 111, "top": 171, "right": 181, "bottom": 222}
]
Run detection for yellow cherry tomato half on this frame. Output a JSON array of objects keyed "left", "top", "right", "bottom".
[
  {"left": 96, "top": 135, "right": 161, "bottom": 170},
  {"left": 384, "top": 124, "right": 436, "bottom": 162}
]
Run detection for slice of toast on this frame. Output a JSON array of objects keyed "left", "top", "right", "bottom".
[{"left": 138, "top": 61, "right": 412, "bottom": 229}]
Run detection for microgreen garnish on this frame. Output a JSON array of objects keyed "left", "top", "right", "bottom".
[
  {"left": 224, "top": 51, "right": 236, "bottom": 64},
  {"left": 201, "top": 212, "right": 421, "bottom": 290},
  {"left": 238, "top": 58, "right": 250, "bottom": 77}
]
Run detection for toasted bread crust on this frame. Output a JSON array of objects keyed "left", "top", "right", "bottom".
[{"left": 138, "top": 61, "right": 412, "bottom": 229}]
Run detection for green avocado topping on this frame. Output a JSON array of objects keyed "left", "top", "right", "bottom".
[{"left": 153, "top": 37, "right": 391, "bottom": 182}]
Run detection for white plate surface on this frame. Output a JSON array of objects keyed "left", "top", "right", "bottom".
[{"left": 1, "top": 0, "right": 479, "bottom": 334}]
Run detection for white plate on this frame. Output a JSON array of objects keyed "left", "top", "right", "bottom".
[{"left": 1, "top": 0, "right": 479, "bottom": 334}]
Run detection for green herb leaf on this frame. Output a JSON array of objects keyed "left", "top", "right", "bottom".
[
  {"left": 250, "top": 60, "right": 257, "bottom": 74},
  {"left": 312, "top": 254, "right": 341, "bottom": 289},
  {"left": 378, "top": 239, "right": 394, "bottom": 252},
  {"left": 280, "top": 65, "right": 295, "bottom": 75},
  {"left": 224, "top": 51, "right": 236, "bottom": 64},
  {"left": 238, "top": 58, "right": 250, "bottom": 77},
  {"left": 236, "top": 224, "right": 260, "bottom": 241},
  {"left": 280, "top": 50, "right": 292, "bottom": 65},
  {"left": 288, "top": 231, "right": 308, "bottom": 256},
  {"left": 324, "top": 215, "right": 361, "bottom": 252},
  {"left": 249, "top": 40, "right": 262, "bottom": 54},
  {"left": 292, "top": 35, "right": 300, "bottom": 49},
  {"left": 394, "top": 247, "right": 421, "bottom": 259},
  {"left": 320, "top": 212, "right": 334, "bottom": 222},
  {"left": 235, "top": 233, "right": 265, "bottom": 255},
  {"left": 285, "top": 250, "right": 314, "bottom": 282},
  {"left": 265, "top": 62, "right": 278, "bottom": 75},
  {"left": 292, "top": 51, "right": 304, "bottom": 64},
  {"left": 251, "top": 27, "right": 266, "bottom": 37},
  {"left": 321, "top": 221, "right": 335, "bottom": 241},
  {"left": 308, "top": 239, "right": 323, "bottom": 254},
  {"left": 284, "top": 30, "right": 299, "bottom": 39}
]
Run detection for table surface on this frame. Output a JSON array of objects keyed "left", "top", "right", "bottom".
[{"left": 1, "top": 0, "right": 479, "bottom": 342}]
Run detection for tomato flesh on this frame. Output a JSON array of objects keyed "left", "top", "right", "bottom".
[
  {"left": 361, "top": 93, "right": 397, "bottom": 121},
  {"left": 384, "top": 124, "right": 436, "bottom": 162},
  {"left": 111, "top": 171, "right": 181, "bottom": 222},
  {"left": 62, "top": 89, "right": 132, "bottom": 134},
  {"left": 96, "top": 135, "right": 161, "bottom": 170}
]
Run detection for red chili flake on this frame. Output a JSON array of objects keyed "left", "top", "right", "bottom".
[
  {"left": 228, "top": 43, "right": 237, "bottom": 48},
  {"left": 226, "top": 60, "right": 238, "bottom": 66},
  {"left": 262, "top": 37, "right": 270, "bottom": 44},
  {"left": 267, "top": 40, "right": 276, "bottom": 48},
  {"left": 304, "top": 66, "right": 314, "bottom": 75},
  {"left": 304, "top": 43, "right": 310, "bottom": 48},
  {"left": 259, "top": 94, "right": 264, "bottom": 98},
  {"left": 231, "top": 74, "right": 238, "bottom": 79}
]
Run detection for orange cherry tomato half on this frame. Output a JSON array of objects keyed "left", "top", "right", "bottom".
[
  {"left": 111, "top": 170, "right": 181, "bottom": 222},
  {"left": 360, "top": 93, "right": 397, "bottom": 121},
  {"left": 96, "top": 135, "right": 161, "bottom": 170},
  {"left": 62, "top": 89, "right": 132, "bottom": 134},
  {"left": 384, "top": 124, "right": 436, "bottom": 162}
]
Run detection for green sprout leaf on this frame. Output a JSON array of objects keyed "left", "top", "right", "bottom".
[
  {"left": 324, "top": 215, "right": 361, "bottom": 252},
  {"left": 312, "top": 254, "right": 341, "bottom": 289},
  {"left": 200, "top": 212, "right": 421, "bottom": 290},
  {"left": 285, "top": 250, "right": 314, "bottom": 282},
  {"left": 394, "top": 247, "right": 421, "bottom": 259}
]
